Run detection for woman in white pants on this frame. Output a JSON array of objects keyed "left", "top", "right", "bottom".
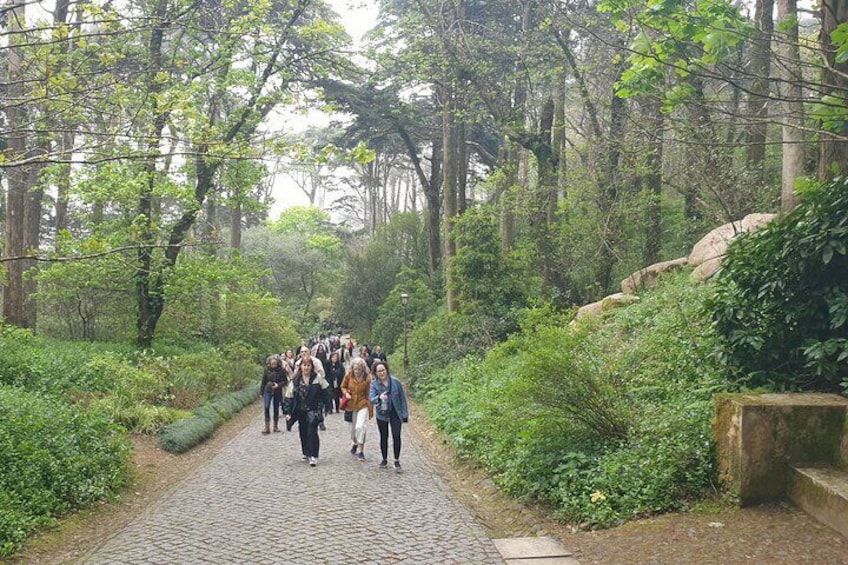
[{"left": 340, "top": 357, "right": 373, "bottom": 461}]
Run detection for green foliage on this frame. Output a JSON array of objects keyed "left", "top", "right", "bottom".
[
  {"left": 598, "top": 0, "right": 752, "bottom": 106},
  {"left": 158, "top": 382, "right": 258, "bottom": 453},
  {"left": 336, "top": 214, "right": 430, "bottom": 338},
  {"left": 0, "top": 329, "right": 132, "bottom": 394},
  {"left": 36, "top": 244, "right": 135, "bottom": 342},
  {"left": 0, "top": 327, "right": 261, "bottom": 432},
  {"left": 156, "top": 254, "right": 298, "bottom": 357},
  {"left": 371, "top": 273, "right": 439, "bottom": 356},
  {"left": 708, "top": 178, "right": 848, "bottom": 391},
  {"left": 406, "top": 309, "right": 516, "bottom": 393},
  {"left": 0, "top": 387, "right": 131, "bottom": 557},
  {"left": 269, "top": 206, "right": 331, "bottom": 235},
  {"left": 418, "top": 271, "right": 723, "bottom": 528},
  {"left": 242, "top": 222, "right": 344, "bottom": 323},
  {"left": 450, "top": 205, "right": 534, "bottom": 315}
]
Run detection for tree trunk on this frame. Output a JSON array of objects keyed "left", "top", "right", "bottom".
[
  {"left": 230, "top": 196, "right": 242, "bottom": 252},
  {"left": 643, "top": 98, "right": 664, "bottom": 266},
  {"left": 553, "top": 71, "right": 568, "bottom": 205},
  {"left": 55, "top": 131, "right": 74, "bottom": 249},
  {"left": 537, "top": 96, "right": 557, "bottom": 227},
  {"left": 23, "top": 162, "right": 44, "bottom": 330},
  {"left": 425, "top": 135, "right": 443, "bottom": 276},
  {"left": 204, "top": 191, "right": 218, "bottom": 248},
  {"left": 498, "top": 139, "right": 518, "bottom": 253},
  {"left": 746, "top": 0, "right": 774, "bottom": 177},
  {"left": 442, "top": 82, "right": 459, "bottom": 313},
  {"left": 457, "top": 118, "right": 467, "bottom": 214},
  {"left": 778, "top": 0, "right": 805, "bottom": 212},
  {"left": 3, "top": 0, "right": 28, "bottom": 327},
  {"left": 595, "top": 75, "right": 627, "bottom": 294},
  {"left": 53, "top": 0, "right": 77, "bottom": 250},
  {"left": 818, "top": 0, "right": 848, "bottom": 180},
  {"left": 136, "top": 0, "right": 169, "bottom": 348}
]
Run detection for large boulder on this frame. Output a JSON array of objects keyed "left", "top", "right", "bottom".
[
  {"left": 620, "top": 257, "right": 689, "bottom": 294},
  {"left": 574, "top": 300, "right": 603, "bottom": 321},
  {"left": 688, "top": 213, "right": 775, "bottom": 281},
  {"left": 574, "top": 293, "right": 640, "bottom": 322}
]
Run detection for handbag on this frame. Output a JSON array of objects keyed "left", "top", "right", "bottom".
[
  {"left": 306, "top": 409, "right": 324, "bottom": 426},
  {"left": 344, "top": 410, "right": 353, "bottom": 422},
  {"left": 339, "top": 395, "right": 348, "bottom": 411}
]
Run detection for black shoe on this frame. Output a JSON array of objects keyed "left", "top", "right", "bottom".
[
  {"left": 394, "top": 460, "right": 402, "bottom": 474},
  {"left": 319, "top": 422, "right": 326, "bottom": 431},
  {"left": 350, "top": 444, "right": 357, "bottom": 455},
  {"left": 379, "top": 460, "right": 388, "bottom": 470}
]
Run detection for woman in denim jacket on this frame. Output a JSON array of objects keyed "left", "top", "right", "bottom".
[{"left": 369, "top": 360, "right": 409, "bottom": 473}]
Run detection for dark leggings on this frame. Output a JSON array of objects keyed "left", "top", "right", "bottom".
[
  {"left": 377, "top": 411, "right": 402, "bottom": 462},
  {"left": 296, "top": 411, "right": 321, "bottom": 458}
]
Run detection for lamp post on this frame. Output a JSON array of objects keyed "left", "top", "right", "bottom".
[{"left": 400, "top": 292, "right": 409, "bottom": 377}]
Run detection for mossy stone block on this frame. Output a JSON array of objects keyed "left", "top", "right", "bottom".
[{"left": 714, "top": 393, "right": 848, "bottom": 506}]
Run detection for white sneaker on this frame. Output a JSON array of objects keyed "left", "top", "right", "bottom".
[{"left": 309, "top": 457, "right": 317, "bottom": 467}]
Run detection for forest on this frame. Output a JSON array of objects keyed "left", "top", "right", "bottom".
[{"left": 2, "top": 0, "right": 848, "bottom": 558}]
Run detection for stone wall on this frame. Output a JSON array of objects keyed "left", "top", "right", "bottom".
[{"left": 714, "top": 393, "right": 848, "bottom": 505}]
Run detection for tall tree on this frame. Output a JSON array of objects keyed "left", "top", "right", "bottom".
[
  {"left": 746, "top": 0, "right": 774, "bottom": 178},
  {"left": 818, "top": 0, "right": 848, "bottom": 179},
  {"left": 777, "top": 0, "right": 805, "bottom": 212},
  {"left": 3, "top": 0, "right": 29, "bottom": 327}
]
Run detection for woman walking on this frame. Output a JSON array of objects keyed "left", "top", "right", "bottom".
[
  {"left": 283, "top": 357, "right": 332, "bottom": 466},
  {"left": 369, "top": 360, "right": 409, "bottom": 472},
  {"left": 340, "top": 358, "right": 373, "bottom": 461},
  {"left": 327, "top": 350, "right": 345, "bottom": 413},
  {"left": 259, "top": 355, "right": 286, "bottom": 434}
]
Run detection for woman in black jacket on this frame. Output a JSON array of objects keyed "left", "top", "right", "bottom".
[
  {"left": 283, "top": 358, "right": 332, "bottom": 466},
  {"left": 259, "top": 356, "right": 287, "bottom": 434},
  {"left": 327, "top": 350, "right": 345, "bottom": 413}
]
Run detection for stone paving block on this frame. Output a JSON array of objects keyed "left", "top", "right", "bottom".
[
  {"left": 506, "top": 559, "right": 582, "bottom": 565},
  {"left": 80, "top": 411, "right": 505, "bottom": 564}
]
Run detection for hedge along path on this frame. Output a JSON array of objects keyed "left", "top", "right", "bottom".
[{"left": 79, "top": 409, "right": 504, "bottom": 564}]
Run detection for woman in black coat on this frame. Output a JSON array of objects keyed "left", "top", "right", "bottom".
[
  {"left": 283, "top": 357, "right": 332, "bottom": 466},
  {"left": 259, "top": 356, "right": 286, "bottom": 434},
  {"left": 326, "top": 350, "right": 345, "bottom": 413}
]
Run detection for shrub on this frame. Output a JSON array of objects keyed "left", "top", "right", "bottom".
[
  {"left": 417, "top": 271, "right": 724, "bottom": 529},
  {"left": 0, "top": 386, "right": 131, "bottom": 557},
  {"left": 708, "top": 177, "right": 848, "bottom": 391},
  {"left": 158, "top": 381, "right": 258, "bottom": 453},
  {"left": 406, "top": 310, "right": 516, "bottom": 394}
]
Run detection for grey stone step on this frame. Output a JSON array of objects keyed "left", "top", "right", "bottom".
[
  {"left": 789, "top": 465, "right": 848, "bottom": 539},
  {"left": 492, "top": 536, "right": 581, "bottom": 564}
]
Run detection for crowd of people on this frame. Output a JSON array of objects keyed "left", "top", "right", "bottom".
[{"left": 258, "top": 336, "right": 408, "bottom": 472}]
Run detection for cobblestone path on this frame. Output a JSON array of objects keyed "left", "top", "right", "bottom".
[{"left": 80, "top": 411, "right": 504, "bottom": 564}]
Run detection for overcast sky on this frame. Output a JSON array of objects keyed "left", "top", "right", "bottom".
[{"left": 267, "top": 0, "right": 379, "bottom": 219}]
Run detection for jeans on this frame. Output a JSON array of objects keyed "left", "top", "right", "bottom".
[{"left": 263, "top": 391, "right": 282, "bottom": 421}]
